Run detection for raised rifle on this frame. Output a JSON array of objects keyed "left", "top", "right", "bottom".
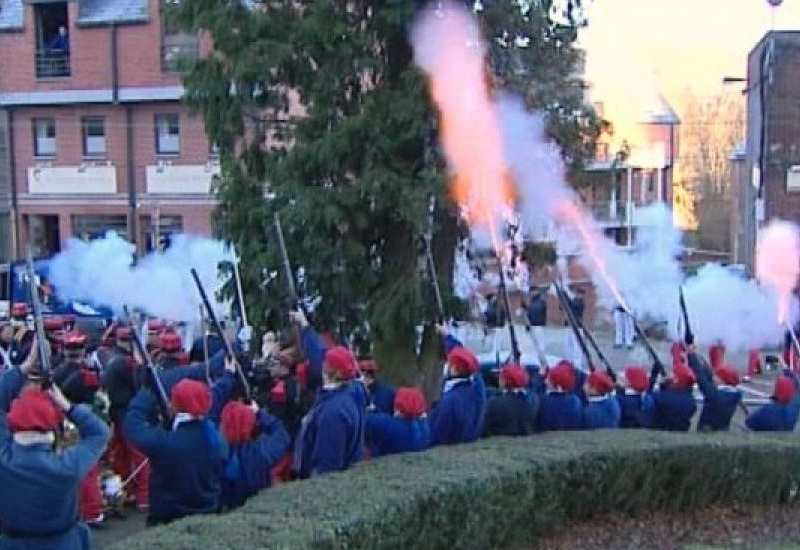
[
  {"left": 555, "top": 282, "right": 617, "bottom": 382},
  {"left": 679, "top": 286, "right": 694, "bottom": 345},
  {"left": 419, "top": 195, "right": 448, "bottom": 361},
  {"left": 553, "top": 281, "right": 595, "bottom": 373},
  {"left": 422, "top": 195, "right": 446, "bottom": 323},
  {"left": 230, "top": 244, "right": 249, "bottom": 329},
  {"left": 25, "top": 248, "right": 51, "bottom": 385},
  {"left": 190, "top": 268, "right": 252, "bottom": 402},
  {"left": 123, "top": 306, "right": 171, "bottom": 425},
  {"left": 495, "top": 252, "right": 522, "bottom": 364},
  {"left": 273, "top": 212, "right": 301, "bottom": 312}
]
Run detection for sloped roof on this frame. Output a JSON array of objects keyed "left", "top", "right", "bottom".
[
  {"left": 0, "top": 0, "right": 149, "bottom": 31},
  {"left": 640, "top": 94, "right": 680, "bottom": 125},
  {"left": 0, "top": 0, "right": 23, "bottom": 31},
  {"left": 78, "top": 0, "right": 149, "bottom": 26}
]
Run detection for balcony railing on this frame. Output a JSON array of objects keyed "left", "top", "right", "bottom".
[{"left": 35, "top": 50, "right": 71, "bottom": 78}]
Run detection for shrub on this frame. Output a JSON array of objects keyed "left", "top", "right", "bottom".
[{"left": 111, "top": 431, "right": 800, "bottom": 550}]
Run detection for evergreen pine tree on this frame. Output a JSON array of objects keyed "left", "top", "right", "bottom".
[{"left": 170, "top": 0, "right": 599, "bottom": 385}]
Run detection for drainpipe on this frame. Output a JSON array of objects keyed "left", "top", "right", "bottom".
[
  {"left": 111, "top": 24, "right": 119, "bottom": 104},
  {"left": 126, "top": 105, "right": 137, "bottom": 253},
  {"left": 8, "top": 108, "right": 19, "bottom": 259}
]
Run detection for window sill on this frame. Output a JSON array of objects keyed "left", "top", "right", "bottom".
[
  {"left": 156, "top": 153, "right": 180, "bottom": 159},
  {"left": 33, "top": 155, "right": 56, "bottom": 161},
  {"left": 82, "top": 155, "right": 108, "bottom": 161},
  {"left": 35, "top": 76, "right": 72, "bottom": 82}
]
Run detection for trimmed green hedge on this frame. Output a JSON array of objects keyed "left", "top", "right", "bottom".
[{"left": 111, "top": 431, "right": 800, "bottom": 550}]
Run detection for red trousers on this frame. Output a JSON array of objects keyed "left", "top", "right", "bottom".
[
  {"left": 270, "top": 453, "right": 293, "bottom": 486},
  {"left": 110, "top": 423, "right": 149, "bottom": 506},
  {"left": 80, "top": 463, "right": 103, "bottom": 521}
]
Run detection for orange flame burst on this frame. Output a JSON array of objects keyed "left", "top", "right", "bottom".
[
  {"left": 560, "top": 202, "right": 631, "bottom": 313},
  {"left": 413, "top": 4, "right": 515, "bottom": 253}
]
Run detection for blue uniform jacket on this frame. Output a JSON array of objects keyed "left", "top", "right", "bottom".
[
  {"left": 301, "top": 326, "right": 328, "bottom": 393},
  {"left": 221, "top": 410, "right": 290, "bottom": 510},
  {"left": 123, "top": 389, "right": 227, "bottom": 523},
  {"left": 294, "top": 383, "right": 364, "bottom": 479},
  {"left": 367, "top": 381, "right": 396, "bottom": 415},
  {"left": 0, "top": 368, "right": 109, "bottom": 550},
  {"left": 483, "top": 391, "right": 538, "bottom": 437},
  {"left": 642, "top": 386, "right": 697, "bottom": 431},
  {"left": 688, "top": 353, "right": 741, "bottom": 431},
  {"left": 536, "top": 391, "right": 583, "bottom": 432},
  {"left": 746, "top": 370, "right": 800, "bottom": 431},
  {"left": 365, "top": 412, "right": 431, "bottom": 457},
  {"left": 616, "top": 390, "right": 649, "bottom": 428},
  {"left": 430, "top": 377, "right": 487, "bottom": 445},
  {"left": 582, "top": 395, "right": 621, "bottom": 429}
]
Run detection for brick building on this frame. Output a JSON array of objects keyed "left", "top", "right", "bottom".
[
  {"left": 581, "top": 95, "right": 680, "bottom": 247},
  {"left": 735, "top": 31, "right": 800, "bottom": 271},
  {"left": 0, "top": 0, "right": 218, "bottom": 259}
]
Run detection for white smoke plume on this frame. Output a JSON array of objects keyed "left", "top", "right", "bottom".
[
  {"left": 412, "top": 3, "right": 792, "bottom": 352},
  {"left": 49, "top": 231, "right": 232, "bottom": 323}
]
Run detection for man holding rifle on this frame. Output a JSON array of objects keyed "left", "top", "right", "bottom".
[
  {"left": 0, "top": 341, "right": 110, "bottom": 549},
  {"left": 123, "top": 359, "right": 236, "bottom": 526}
]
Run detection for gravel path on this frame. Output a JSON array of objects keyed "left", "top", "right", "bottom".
[{"left": 532, "top": 504, "right": 800, "bottom": 550}]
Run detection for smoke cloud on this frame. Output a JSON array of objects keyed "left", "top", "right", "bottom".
[
  {"left": 756, "top": 220, "right": 800, "bottom": 324},
  {"left": 49, "top": 231, "right": 232, "bottom": 323},
  {"left": 413, "top": 2, "right": 793, "bottom": 352}
]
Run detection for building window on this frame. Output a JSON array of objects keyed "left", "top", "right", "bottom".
[
  {"left": 72, "top": 215, "right": 128, "bottom": 242},
  {"left": 82, "top": 116, "right": 106, "bottom": 157},
  {"left": 161, "top": 15, "right": 199, "bottom": 73},
  {"left": 140, "top": 215, "right": 183, "bottom": 252},
  {"left": 33, "top": 118, "right": 56, "bottom": 157},
  {"left": 34, "top": 2, "right": 70, "bottom": 78},
  {"left": 155, "top": 114, "right": 180, "bottom": 155}
]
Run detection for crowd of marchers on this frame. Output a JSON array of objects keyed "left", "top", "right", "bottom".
[{"left": 0, "top": 302, "right": 797, "bottom": 550}]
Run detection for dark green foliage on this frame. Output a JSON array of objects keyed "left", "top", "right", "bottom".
[
  {"left": 169, "top": 0, "right": 599, "bottom": 382},
  {"left": 524, "top": 241, "right": 557, "bottom": 268},
  {"left": 111, "top": 431, "right": 800, "bottom": 550}
]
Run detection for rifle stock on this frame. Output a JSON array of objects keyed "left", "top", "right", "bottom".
[
  {"left": 25, "top": 248, "right": 51, "bottom": 384},
  {"left": 190, "top": 268, "right": 252, "bottom": 402}
]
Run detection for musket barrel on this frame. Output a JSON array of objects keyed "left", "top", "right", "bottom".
[
  {"left": 123, "top": 306, "right": 171, "bottom": 425},
  {"left": 25, "top": 247, "right": 52, "bottom": 383},
  {"left": 190, "top": 268, "right": 252, "bottom": 401}
]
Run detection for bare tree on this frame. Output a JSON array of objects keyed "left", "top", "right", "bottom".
[{"left": 676, "top": 90, "right": 745, "bottom": 252}]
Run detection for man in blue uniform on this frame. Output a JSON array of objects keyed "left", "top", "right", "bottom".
[
  {"left": 643, "top": 362, "right": 697, "bottom": 431},
  {"left": 218, "top": 400, "right": 289, "bottom": 510},
  {"left": 746, "top": 372, "right": 800, "bottom": 431},
  {"left": 616, "top": 366, "right": 650, "bottom": 428},
  {"left": 582, "top": 370, "right": 621, "bottom": 429},
  {"left": 430, "top": 346, "right": 487, "bottom": 445},
  {"left": 687, "top": 348, "right": 742, "bottom": 432},
  {"left": 0, "top": 348, "right": 110, "bottom": 549},
  {"left": 124, "top": 377, "right": 228, "bottom": 526},
  {"left": 483, "top": 364, "right": 538, "bottom": 437},
  {"left": 365, "top": 387, "right": 431, "bottom": 457},
  {"left": 359, "top": 359, "right": 395, "bottom": 414},
  {"left": 294, "top": 346, "right": 364, "bottom": 478},
  {"left": 536, "top": 360, "right": 583, "bottom": 432}
]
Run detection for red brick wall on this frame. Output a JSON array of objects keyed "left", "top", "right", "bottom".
[
  {"left": 764, "top": 39, "right": 800, "bottom": 225},
  {"left": 12, "top": 103, "right": 210, "bottom": 195},
  {"left": 0, "top": 0, "right": 202, "bottom": 94}
]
